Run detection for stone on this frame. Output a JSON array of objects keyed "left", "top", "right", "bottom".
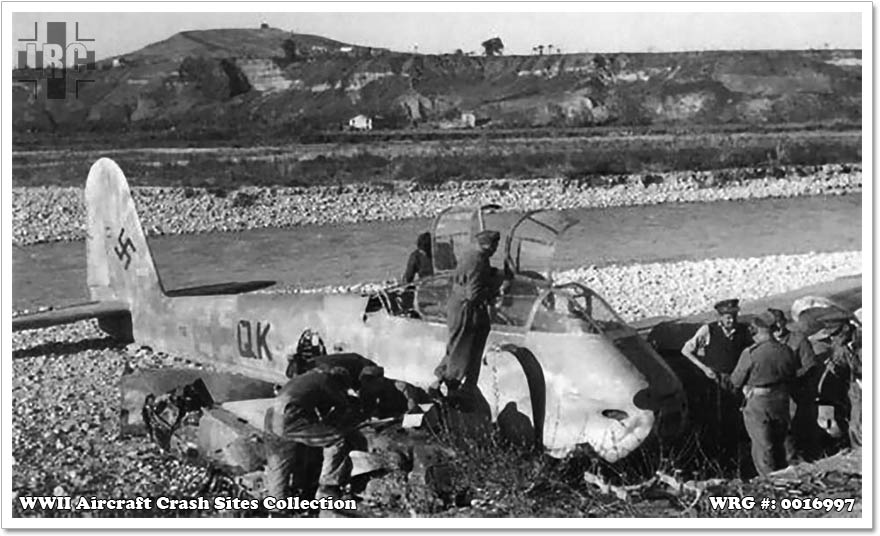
[{"left": 408, "top": 444, "right": 458, "bottom": 503}]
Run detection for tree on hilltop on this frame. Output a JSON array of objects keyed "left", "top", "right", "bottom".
[
  {"left": 481, "top": 37, "right": 504, "bottom": 56},
  {"left": 282, "top": 38, "right": 299, "bottom": 62}
]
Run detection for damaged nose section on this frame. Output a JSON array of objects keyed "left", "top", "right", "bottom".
[
  {"left": 592, "top": 408, "right": 655, "bottom": 462},
  {"left": 601, "top": 409, "right": 629, "bottom": 422},
  {"left": 633, "top": 387, "right": 688, "bottom": 439}
]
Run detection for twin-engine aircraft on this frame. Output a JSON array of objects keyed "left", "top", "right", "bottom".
[{"left": 14, "top": 158, "right": 693, "bottom": 462}]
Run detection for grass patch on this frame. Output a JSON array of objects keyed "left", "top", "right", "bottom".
[{"left": 11, "top": 130, "right": 861, "bottom": 188}]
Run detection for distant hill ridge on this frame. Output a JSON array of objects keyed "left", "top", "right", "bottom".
[{"left": 12, "top": 26, "right": 862, "bottom": 136}]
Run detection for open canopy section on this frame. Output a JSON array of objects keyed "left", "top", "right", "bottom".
[
  {"left": 504, "top": 210, "right": 579, "bottom": 280},
  {"left": 431, "top": 204, "right": 502, "bottom": 273}
]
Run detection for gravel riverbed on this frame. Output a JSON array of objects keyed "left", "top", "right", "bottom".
[
  {"left": 260, "top": 250, "right": 862, "bottom": 322},
  {"left": 13, "top": 164, "right": 860, "bottom": 246},
  {"left": 12, "top": 250, "right": 861, "bottom": 517}
]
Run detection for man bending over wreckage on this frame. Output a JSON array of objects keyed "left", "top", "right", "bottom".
[
  {"left": 263, "top": 366, "right": 365, "bottom": 501},
  {"left": 264, "top": 360, "right": 429, "bottom": 501}
]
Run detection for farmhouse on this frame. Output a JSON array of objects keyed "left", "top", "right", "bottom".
[{"left": 348, "top": 114, "right": 373, "bottom": 131}]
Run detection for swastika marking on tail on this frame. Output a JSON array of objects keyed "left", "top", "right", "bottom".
[{"left": 114, "top": 227, "right": 136, "bottom": 270}]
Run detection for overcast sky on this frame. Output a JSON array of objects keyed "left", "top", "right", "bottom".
[{"left": 11, "top": 10, "right": 863, "bottom": 60}]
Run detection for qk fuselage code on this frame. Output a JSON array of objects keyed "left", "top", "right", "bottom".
[{"left": 709, "top": 496, "right": 856, "bottom": 512}]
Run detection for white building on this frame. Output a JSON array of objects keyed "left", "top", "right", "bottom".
[{"left": 348, "top": 114, "right": 373, "bottom": 131}]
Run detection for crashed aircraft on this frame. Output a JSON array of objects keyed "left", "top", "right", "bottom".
[{"left": 13, "top": 157, "right": 694, "bottom": 462}]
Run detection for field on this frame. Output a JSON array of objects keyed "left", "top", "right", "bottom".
[{"left": 12, "top": 128, "right": 861, "bottom": 189}]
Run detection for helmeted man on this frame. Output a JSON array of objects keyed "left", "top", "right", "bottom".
[
  {"left": 263, "top": 367, "right": 366, "bottom": 500},
  {"left": 433, "top": 230, "right": 506, "bottom": 391},
  {"left": 767, "top": 307, "right": 821, "bottom": 461},
  {"left": 731, "top": 313, "right": 800, "bottom": 477},
  {"left": 402, "top": 232, "right": 434, "bottom": 283}
]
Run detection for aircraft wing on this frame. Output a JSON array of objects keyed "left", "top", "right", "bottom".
[
  {"left": 632, "top": 274, "right": 862, "bottom": 352},
  {"left": 12, "top": 300, "right": 130, "bottom": 332}
]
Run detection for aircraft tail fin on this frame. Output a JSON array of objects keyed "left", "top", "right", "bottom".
[{"left": 85, "top": 158, "right": 165, "bottom": 306}]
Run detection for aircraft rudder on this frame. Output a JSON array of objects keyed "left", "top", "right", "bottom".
[{"left": 85, "top": 157, "right": 165, "bottom": 304}]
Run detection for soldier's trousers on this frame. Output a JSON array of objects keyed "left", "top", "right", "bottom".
[
  {"left": 264, "top": 417, "right": 363, "bottom": 499},
  {"left": 435, "top": 299, "right": 491, "bottom": 388},
  {"left": 848, "top": 380, "right": 861, "bottom": 447},
  {"left": 743, "top": 390, "right": 791, "bottom": 477}
]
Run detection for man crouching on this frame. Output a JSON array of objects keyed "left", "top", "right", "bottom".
[{"left": 264, "top": 366, "right": 365, "bottom": 501}]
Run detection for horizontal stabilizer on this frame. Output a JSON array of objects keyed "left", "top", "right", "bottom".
[{"left": 12, "top": 300, "right": 130, "bottom": 332}]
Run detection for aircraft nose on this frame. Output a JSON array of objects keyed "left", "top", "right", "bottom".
[{"left": 601, "top": 409, "right": 629, "bottom": 422}]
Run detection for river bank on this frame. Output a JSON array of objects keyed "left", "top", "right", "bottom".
[{"left": 13, "top": 164, "right": 860, "bottom": 246}]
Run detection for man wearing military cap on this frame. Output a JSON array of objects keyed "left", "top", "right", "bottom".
[
  {"left": 814, "top": 314, "right": 861, "bottom": 450},
  {"left": 768, "top": 308, "right": 818, "bottom": 375},
  {"left": 767, "top": 308, "right": 821, "bottom": 461},
  {"left": 682, "top": 298, "right": 753, "bottom": 381},
  {"left": 731, "top": 312, "right": 800, "bottom": 476},
  {"left": 681, "top": 298, "right": 753, "bottom": 460},
  {"left": 433, "top": 229, "right": 508, "bottom": 392}
]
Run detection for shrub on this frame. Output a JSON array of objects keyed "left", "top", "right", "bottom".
[{"left": 231, "top": 190, "right": 259, "bottom": 208}]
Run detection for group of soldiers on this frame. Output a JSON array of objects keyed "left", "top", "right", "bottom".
[{"left": 681, "top": 298, "right": 861, "bottom": 476}]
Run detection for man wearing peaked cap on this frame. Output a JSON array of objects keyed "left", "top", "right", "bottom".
[
  {"left": 815, "top": 313, "right": 861, "bottom": 449},
  {"left": 682, "top": 298, "right": 752, "bottom": 381},
  {"left": 433, "top": 228, "right": 507, "bottom": 392},
  {"left": 681, "top": 298, "right": 753, "bottom": 462},
  {"left": 810, "top": 311, "right": 852, "bottom": 342},
  {"left": 715, "top": 299, "right": 740, "bottom": 315},
  {"left": 731, "top": 311, "right": 800, "bottom": 476}
]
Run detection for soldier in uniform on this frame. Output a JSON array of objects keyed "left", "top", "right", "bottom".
[
  {"left": 767, "top": 308, "right": 821, "bottom": 461},
  {"left": 814, "top": 315, "right": 861, "bottom": 450},
  {"left": 310, "top": 353, "right": 379, "bottom": 389},
  {"left": 402, "top": 232, "right": 434, "bottom": 283},
  {"left": 768, "top": 308, "right": 818, "bottom": 375},
  {"left": 359, "top": 365, "right": 431, "bottom": 418},
  {"left": 433, "top": 230, "right": 506, "bottom": 392},
  {"left": 681, "top": 299, "right": 753, "bottom": 459},
  {"left": 731, "top": 313, "right": 800, "bottom": 477},
  {"left": 263, "top": 367, "right": 366, "bottom": 500}
]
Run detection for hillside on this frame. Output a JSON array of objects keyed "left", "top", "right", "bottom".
[{"left": 12, "top": 27, "right": 862, "bottom": 140}]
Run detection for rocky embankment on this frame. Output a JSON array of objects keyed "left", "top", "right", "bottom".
[
  {"left": 12, "top": 250, "right": 861, "bottom": 517},
  {"left": 13, "top": 164, "right": 860, "bottom": 245}
]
